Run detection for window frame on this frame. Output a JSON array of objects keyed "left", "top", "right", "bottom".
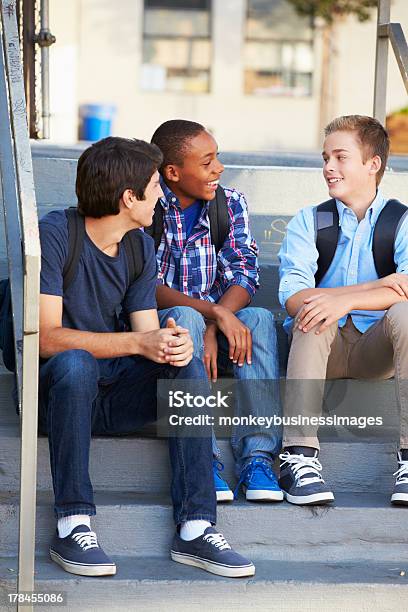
[
  {"left": 244, "top": 0, "right": 314, "bottom": 98},
  {"left": 142, "top": 0, "right": 213, "bottom": 94}
]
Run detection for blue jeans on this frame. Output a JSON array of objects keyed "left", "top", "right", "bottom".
[
  {"left": 159, "top": 307, "right": 282, "bottom": 475},
  {"left": 38, "top": 350, "right": 216, "bottom": 524}
]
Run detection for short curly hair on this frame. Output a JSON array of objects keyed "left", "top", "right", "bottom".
[
  {"left": 151, "top": 119, "right": 206, "bottom": 172},
  {"left": 325, "top": 115, "right": 390, "bottom": 185}
]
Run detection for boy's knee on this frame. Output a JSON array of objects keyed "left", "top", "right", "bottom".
[
  {"left": 238, "top": 307, "right": 275, "bottom": 332},
  {"left": 290, "top": 321, "right": 337, "bottom": 346},
  {"left": 168, "top": 306, "right": 205, "bottom": 337},
  {"left": 385, "top": 302, "right": 408, "bottom": 332},
  {"left": 49, "top": 349, "right": 98, "bottom": 387}
]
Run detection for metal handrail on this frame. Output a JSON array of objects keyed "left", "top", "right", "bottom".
[
  {"left": 0, "top": 2, "right": 41, "bottom": 611},
  {"left": 373, "top": 0, "right": 408, "bottom": 125}
]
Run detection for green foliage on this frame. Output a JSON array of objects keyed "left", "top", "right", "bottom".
[
  {"left": 286, "top": 0, "right": 377, "bottom": 24},
  {"left": 393, "top": 106, "right": 408, "bottom": 115}
]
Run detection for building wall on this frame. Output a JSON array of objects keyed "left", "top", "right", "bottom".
[{"left": 48, "top": 0, "right": 408, "bottom": 150}]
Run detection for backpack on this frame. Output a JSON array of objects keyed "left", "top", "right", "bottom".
[
  {"left": 0, "top": 208, "right": 147, "bottom": 373},
  {"left": 144, "top": 185, "right": 230, "bottom": 253},
  {"left": 314, "top": 198, "right": 408, "bottom": 286}
]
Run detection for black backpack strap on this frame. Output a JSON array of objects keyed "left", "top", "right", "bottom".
[
  {"left": 144, "top": 199, "right": 164, "bottom": 252},
  {"left": 63, "top": 208, "right": 85, "bottom": 293},
  {"left": 208, "top": 185, "right": 229, "bottom": 254},
  {"left": 373, "top": 199, "right": 408, "bottom": 278},
  {"left": 314, "top": 198, "right": 339, "bottom": 286},
  {"left": 122, "top": 229, "right": 145, "bottom": 284}
]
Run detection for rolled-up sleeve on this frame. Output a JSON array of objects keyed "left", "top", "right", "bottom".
[
  {"left": 215, "top": 189, "right": 259, "bottom": 299},
  {"left": 278, "top": 206, "right": 319, "bottom": 308}
]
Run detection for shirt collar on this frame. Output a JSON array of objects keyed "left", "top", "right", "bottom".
[
  {"left": 159, "top": 176, "right": 174, "bottom": 210},
  {"left": 335, "top": 190, "right": 386, "bottom": 227}
]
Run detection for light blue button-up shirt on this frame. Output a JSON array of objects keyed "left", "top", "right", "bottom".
[{"left": 279, "top": 191, "right": 408, "bottom": 334}]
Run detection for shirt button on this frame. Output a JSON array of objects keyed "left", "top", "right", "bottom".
[
  {"left": 177, "top": 223, "right": 182, "bottom": 229},
  {"left": 171, "top": 197, "right": 177, "bottom": 203}
]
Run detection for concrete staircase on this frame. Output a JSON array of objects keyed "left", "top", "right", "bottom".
[{"left": 1, "top": 155, "right": 408, "bottom": 610}]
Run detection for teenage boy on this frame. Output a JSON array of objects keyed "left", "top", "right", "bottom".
[
  {"left": 150, "top": 120, "right": 282, "bottom": 503},
  {"left": 38, "top": 137, "right": 254, "bottom": 578},
  {"left": 278, "top": 115, "right": 408, "bottom": 505}
]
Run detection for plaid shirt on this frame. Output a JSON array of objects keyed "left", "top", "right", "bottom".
[{"left": 156, "top": 180, "right": 259, "bottom": 302}]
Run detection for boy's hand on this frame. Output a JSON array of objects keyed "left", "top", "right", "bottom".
[
  {"left": 163, "top": 317, "right": 194, "bottom": 366},
  {"left": 136, "top": 319, "right": 193, "bottom": 366},
  {"left": 296, "top": 293, "right": 352, "bottom": 334},
  {"left": 376, "top": 273, "right": 408, "bottom": 298},
  {"left": 213, "top": 306, "right": 252, "bottom": 367},
  {"left": 204, "top": 321, "right": 218, "bottom": 382}
]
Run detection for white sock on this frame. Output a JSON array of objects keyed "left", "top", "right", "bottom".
[
  {"left": 57, "top": 514, "right": 91, "bottom": 538},
  {"left": 180, "top": 520, "right": 211, "bottom": 541}
]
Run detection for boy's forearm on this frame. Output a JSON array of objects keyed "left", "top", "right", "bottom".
[
  {"left": 347, "top": 287, "right": 407, "bottom": 312},
  {"left": 39, "top": 327, "right": 140, "bottom": 359},
  {"left": 216, "top": 285, "right": 251, "bottom": 313},
  {"left": 286, "top": 285, "right": 406, "bottom": 318},
  {"left": 156, "top": 284, "right": 217, "bottom": 319},
  {"left": 286, "top": 282, "right": 394, "bottom": 317}
]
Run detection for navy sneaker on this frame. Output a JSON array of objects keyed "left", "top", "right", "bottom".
[
  {"left": 235, "top": 456, "right": 283, "bottom": 502},
  {"left": 391, "top": 452, "right": 408, "bottom": 505},
  {"left": 171, "top": 526, "right": 255, "bottom": 578},
  {"left": 279, "top": 448, "right": 334, "bottom": 505},
  {"left": 213, "top": 460, "right": 234, "bottom": 502},
  {"left": 50, "top": 525, "right": 116, "bottom": 576}
]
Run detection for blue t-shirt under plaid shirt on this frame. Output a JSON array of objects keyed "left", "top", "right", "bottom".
[{"left": 156, "top": 179, "right": 259, "bottom": 302}]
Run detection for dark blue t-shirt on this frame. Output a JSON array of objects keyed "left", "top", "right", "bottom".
[
  {"left": 184, "top": 200, "right": 203, "bottom": 238},
  {"left": 39, "top": 210, "right": 157, "bottom": 334}
]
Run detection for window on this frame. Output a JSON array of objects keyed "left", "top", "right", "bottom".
[
  {"left": 245, "top": 0, "right": 314, "bottom": 96},
  {"left": 142, "top": 0, "right": 212, "bottom": 93}
]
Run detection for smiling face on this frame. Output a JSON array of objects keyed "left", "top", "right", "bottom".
[
  {"left": 322, "top": 130, "right": 381, "bottom": 207},
  {"left": 162, "top": 130, "right": 225, "bottom": 207}
]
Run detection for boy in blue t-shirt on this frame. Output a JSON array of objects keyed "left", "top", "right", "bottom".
[{"left": 39, "top": 137, "right": 254, "bottom": 579}]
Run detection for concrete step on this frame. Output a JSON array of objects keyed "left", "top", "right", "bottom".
[
  {"left": 0, "top": 418, "right": 399, "bottom": 494},
  {"left": 1, "top": 491, "right": 407, "bottom": 562},
  {"left": 1, "top": 555, "right": 408, "bottom": 612}
]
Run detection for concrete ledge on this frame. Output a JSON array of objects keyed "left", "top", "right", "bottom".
[{"left": 31, "top": 157, "right": 408, "bottom": 216}]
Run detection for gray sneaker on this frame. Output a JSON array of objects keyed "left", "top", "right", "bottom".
[
  {"left": 391, "top": 452, "right": 408, "bottom": 505},
  {"left": 279, "top": 448, "right": 334, "bottom": 505},
  {"left": 171, "top": 527, "right": 255, "bottom": 578}
]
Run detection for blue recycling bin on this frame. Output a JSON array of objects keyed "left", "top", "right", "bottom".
[{"left": 79, "top": 104, "right": 116, "bottom": 141}]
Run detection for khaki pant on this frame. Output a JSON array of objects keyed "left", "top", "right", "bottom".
[{"left": 283, "top": 302, "right": 408, "bottom": 449}]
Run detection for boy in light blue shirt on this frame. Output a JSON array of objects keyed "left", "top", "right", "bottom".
[{"left": 278, "top": 115, "right": 408, "bottom": 506}]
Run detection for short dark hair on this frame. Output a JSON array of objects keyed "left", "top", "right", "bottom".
[
  {"left": 325, "top": 115, "right": 390, "bottom": 185},
  {"left": 76, "top": 137, "right": 163, "bottom": 217},
  {"left": 151, "top": 119, "right": 206, "bottom": 172}
]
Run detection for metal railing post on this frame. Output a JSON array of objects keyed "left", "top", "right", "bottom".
[
  {"left": 373, "top": 0, "right": 391, "bottom": 125},
  {"left": 1, "top": 3, "right": 41, "bottom": 612},
  {"left": 388, "top": 23, "right": 408, "bottom": 94}
]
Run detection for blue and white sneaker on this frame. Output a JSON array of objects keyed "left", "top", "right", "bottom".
[
  {"left": 213, "top": 460, "right": 234, "bottom": 502},
  {"left": 235, "top": 456, "right": 284, "bottom": 501},
  {"left": 279, "top": 448, "right": 334, "bottom": 505},
  {"left": 171, "top": 526, "right": 255, "bottom": 577},
  {"left": 391, "top": 452, "right": 408, "bottom": 505},
  {"left": 50, "top": 525, "right": 116, "bottom": 576}
]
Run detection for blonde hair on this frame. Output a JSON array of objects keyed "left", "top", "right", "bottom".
[{"left": 325, "top": 115, "right": 390, "bottom": 185}]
